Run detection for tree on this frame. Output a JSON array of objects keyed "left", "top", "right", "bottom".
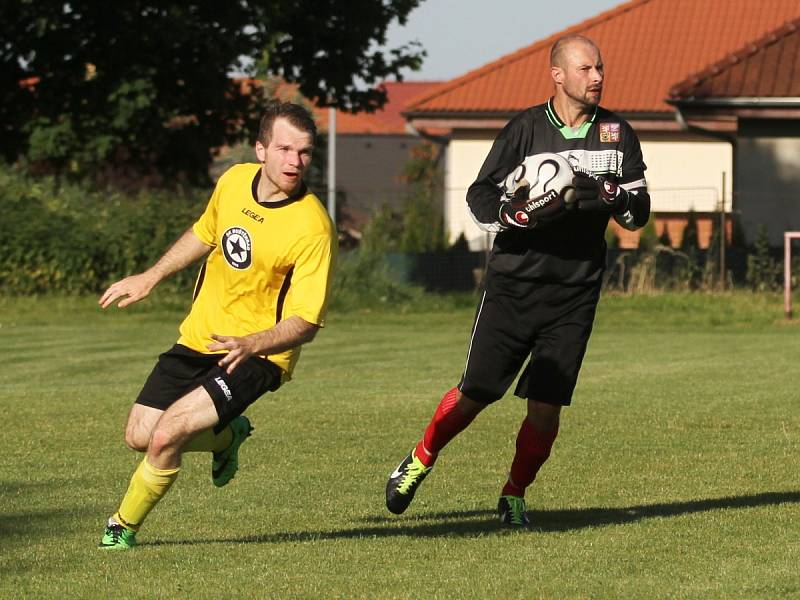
[
  {"left": 360, "top": 142, "right": 445, "bottom": 254},
  {"left": 0, "top": 0, "right": 424, "bottom": 184},
  {"left": 679, "top": 209, "right": 702, "bottom": 289},
  {"left": 399, "top": 142, "right": 445, "bottom": 252},
  {"left": 746, "top": 225, "right": 780, "bottom": 291}
]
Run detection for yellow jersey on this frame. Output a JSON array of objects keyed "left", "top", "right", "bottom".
[{"left": 177, "top": 163, "right": 335, "bottom": 380}]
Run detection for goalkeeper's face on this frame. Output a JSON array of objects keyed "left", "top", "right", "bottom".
[
  {"left": 556, "top": 40, "right": 604, "bottom": 108},
  {"left": 256, "top": 117, "right": 314, "bottom": 198}
]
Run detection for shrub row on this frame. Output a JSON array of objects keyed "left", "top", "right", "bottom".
[
  {"left": 0, "top": 169, "right": 433, "bottom": 310},
  {"left": 0, "top": 169, "right": 205, "bottom": 294},
  {"left": 1, "top": 167, "right": 791, "bottom": 300}
]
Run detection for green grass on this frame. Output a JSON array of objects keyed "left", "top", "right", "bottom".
[{"left": 1, "top": 292, "right": 799, "bottom": 599}]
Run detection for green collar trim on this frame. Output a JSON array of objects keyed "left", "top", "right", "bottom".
[{"left": 546, "top": 98, "right": 598, "bottom": 139}]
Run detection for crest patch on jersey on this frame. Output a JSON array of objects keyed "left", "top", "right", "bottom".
[
  {"left": 599, "top": 123, "right": 620, "bottom": 143},
  {"left": 222, "top": 226, "right": 252, "bottom": 270}
]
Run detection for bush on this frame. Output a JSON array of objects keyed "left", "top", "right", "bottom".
[
  {"left": 361, "top": 142, "right": 446, "bottom": 255},
  {"left": 328, "top": 249, "right": 424, "bottom": 311},
  {"left": 638, "top": 219, "right": 659, "bottom": 253},
  {"left": 746, "top": 225, "right": 781, "bottom": 291},
  {"left": 2, "top": 165, "right": 792, "bottom": 303},
  {"left": 0, "top": 168, "right": 205, "bottom": 294},
  {"left": 0, "top": 167, "right": 466, "bottom": 311}
]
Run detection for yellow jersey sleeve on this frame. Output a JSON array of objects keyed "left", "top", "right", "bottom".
[
  {"left": 285, "top": 232, "right": 336, "bottom": 327},
  {"left": 192, "top": 178, "right": 222, "bottom": 246}
]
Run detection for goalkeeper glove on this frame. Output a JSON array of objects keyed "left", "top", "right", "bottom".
[
  {"left": 569, "top": 171, "right": 630, "bottom": 214},
  {"left": 499, "top": 182, "right": 565, "bottom": 229}
]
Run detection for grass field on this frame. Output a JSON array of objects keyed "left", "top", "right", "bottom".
[{"left": 1, "top": 292, "right": 799, "bottom": 599}]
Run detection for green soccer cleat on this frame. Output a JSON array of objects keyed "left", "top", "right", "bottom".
[
  {"left": 385, "top": 449, "right": 432, "bottom": 515},
  {"left": 212, "top": 415, "right": 254, "bottom": 487},
  {"left": 498, "top": 495, "right": 530, "bottom": 527},
  {"left": 99, "top": 522, "right": 137, "bottom": 549}
]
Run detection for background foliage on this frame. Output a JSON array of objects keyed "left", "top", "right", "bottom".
[
  {"left": 0, "top": 166, "right": 457, "bottom": 306},
  {"left": 1, "top": 0, "right": 424, "bottom": 184},
  {"left": 0, "top": 168, "right": 203, "bottom": 294},
  {"left": 361, "top": 142, "right": 445, "bottom": 254},
  {"left": 0, "top": 165, "right": 791, "bottom": 299}
]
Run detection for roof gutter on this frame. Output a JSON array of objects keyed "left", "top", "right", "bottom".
[
  {"left": 403, "top": 120, "right": 450, "bottom": 146},
  {"left": 667, "top": 95, "right": 800, "bottom": 140},
  {"left": 670, "top": 97, "right": 800, "bottom": 108},
  {"left": 667, "top": 99, "right": 737, "bottom": 143},
  {"left": 403, "top": 110, "right": 520, "bottom": 121}
]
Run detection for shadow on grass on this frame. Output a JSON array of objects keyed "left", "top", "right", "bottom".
[
  {"left": 143, "top": 490, "right": 800, "bottom": 547},
  {"left": 0, "top": 507, "right": 93, "bottom": 540}
]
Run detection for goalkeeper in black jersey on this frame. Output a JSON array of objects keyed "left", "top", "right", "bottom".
[{"left": 386, "top": 35, "right": 650, "bottom": 526}]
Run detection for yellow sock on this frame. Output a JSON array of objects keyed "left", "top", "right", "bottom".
[
  {"left": 182, "top": 426, "right": 232, "bottom": 453},
  {"left": 113, "top": 458, "right": 180, "bottom": 532}
]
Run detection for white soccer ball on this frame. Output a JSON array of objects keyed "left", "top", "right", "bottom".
[{"left": 501, "top": 152, "right": 574, "bottom": 201}]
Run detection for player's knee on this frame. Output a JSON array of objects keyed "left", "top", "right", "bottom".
[
  {"left": 455, "top": 390, "right": 486, "bottom": 417},
  {"left": 148, "top": 427, "right": 181, "bottom": 457},
  {"left": 527, "top": 401, "right": 561, "bottom": 432},
  {"left": 124, "top": 424, "right": 149, "bottom": 452}
]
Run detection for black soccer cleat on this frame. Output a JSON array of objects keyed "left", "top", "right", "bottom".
[
  {"left": 498, "top": 495, "right": 530, "bottom": 527},
  {"left": 385, "top": 450, "right": 432, "bottom": 515}
]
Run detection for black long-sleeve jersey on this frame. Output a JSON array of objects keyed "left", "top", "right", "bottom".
[{"left": 467, "top": 98, "right": 649, "bottom": 284}]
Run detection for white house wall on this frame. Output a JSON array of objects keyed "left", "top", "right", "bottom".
[
  {"left": 639, "top": 133, "right": 733, "bottom": 214},
  {"left": 444, "top": 132, "right": 499, "bottom": 250},
  {"left": 444, "top": 129, "right": 733, "bottom": 250}
]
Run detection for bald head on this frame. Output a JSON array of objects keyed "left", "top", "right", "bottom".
[
  {"left": 550, "top": 35, "right": 604, "bottom": 112},
  {"left": 550, "top": 35, "right": 600, "bottom": 68}
]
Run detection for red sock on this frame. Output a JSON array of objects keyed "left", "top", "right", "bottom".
[
  {"left": 414, "top": 387, "right": 477, "bottom": 467},
  {"left": 502, "top": 418, "right": 559, "bottom": 497}
]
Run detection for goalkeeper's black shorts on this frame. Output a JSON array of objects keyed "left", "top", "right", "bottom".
[
  {"left": 458, "top": 270, "right": 601, "bottom": 406},
  {"left": 135, "top": 344, "right": 282, "bottom": 431}
]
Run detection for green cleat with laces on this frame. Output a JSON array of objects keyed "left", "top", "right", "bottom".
[
  {"left": 497, "top": 495, "right": 530, "bottom": 527},
  {"left": 99, "top": 522, "right": 137, "bottom": 549},
  {"left": 385, "top": 449, "right": 432, "bottom": 514},
  {"left": 212, "top": 415, "right": 254, "bottom": 488}
]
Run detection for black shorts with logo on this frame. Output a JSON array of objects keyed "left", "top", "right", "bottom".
[
  {"left": 458, "top": 269, "right": 601, "bottom": 406},
  {"left": 136, "top": 344, "right": 282, "bottom": 431}
]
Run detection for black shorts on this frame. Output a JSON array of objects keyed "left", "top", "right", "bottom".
[
  {"left": 458, "top": 270, "right": 601, "bottom": 406},
  {"left": 136, "top": 344, "right": 282, "bottom": 431}
]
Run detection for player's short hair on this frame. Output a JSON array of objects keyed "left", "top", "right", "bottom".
[
  {"left": 550, "top": 35, "right": 599, "bottom": 68},
  {"left": 258, "top": 101, "right": 317, "bottom": 146}
]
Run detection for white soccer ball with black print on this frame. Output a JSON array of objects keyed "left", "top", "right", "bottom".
[{"left": 501, "top": 152, "right": 574, "bottom": 202}]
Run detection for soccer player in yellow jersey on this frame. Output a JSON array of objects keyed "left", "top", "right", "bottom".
[{"left": 97, "top": 101, "right": 335, "bottom": 549}]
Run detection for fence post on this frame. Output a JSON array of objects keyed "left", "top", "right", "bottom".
[
  {"left": 785, "top": 232, "right": 800, "bottom": 319},
  {"left": 719, "top": 171, "right": 726, "bottom": 289},
  {"left": 327, "top": 106, "right": 336, "bottom": 222}
]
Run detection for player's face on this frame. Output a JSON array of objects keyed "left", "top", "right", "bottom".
[
  {"left": 557, "top": 42, "right": 604, "bottom": 108},
  {"left": 256, "top": 118, "right": 314, "bottom": 198}
]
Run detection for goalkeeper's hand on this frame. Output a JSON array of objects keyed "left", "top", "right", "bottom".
[
  {"left": 499, "top": 181, "right": 565, "bottom": 229},
  {"left": 569, "top": 170, "right": 630, "bottom": 214}
]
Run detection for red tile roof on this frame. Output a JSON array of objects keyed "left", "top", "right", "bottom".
[
  {"left": 316, "top": 81, "right": 441, "bottom": 134},
  {"left": 406, "top": 0, "right": 800, "bottom": 116},
  {"left": 236, "top": 77, "right": 441, "bottom": 134},
  {"left": 669, "top": 17, "right": 800, "bottom": 99}
]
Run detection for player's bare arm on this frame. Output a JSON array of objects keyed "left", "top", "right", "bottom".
[
  {"left": 207, "top": 315, "right": 320, "bottom": 374},
  {"left": 99, "top": 227, "right": 212, "bottom": 309}
]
